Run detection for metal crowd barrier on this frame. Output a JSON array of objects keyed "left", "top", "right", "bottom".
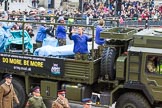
[
  {"left": 118, "top": 19, "right": 162, "bottom": 28},
  {"left": 8, "top": 14, "right": 162, "bottom": 29},
  {"left": 8, "top": 14, "right": 120, "bottom": 27}
]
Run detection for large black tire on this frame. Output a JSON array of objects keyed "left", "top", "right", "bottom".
[
  {"left": 44, "top": 99, "right": 53, "bottom": 108},
  {"left": 116, "top": 92, "right": 151, "bottom": 108},
  {"left": 101, "top": 47, "right": 117, "bottom": 80},
  {"left": 12, "top": 78, "right": 26, "bottom": 108}
]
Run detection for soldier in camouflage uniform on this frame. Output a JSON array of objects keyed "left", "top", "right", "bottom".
[
  {"left": 74, "top": 53, "right": 89, "bottom": 61},
  {"left": 52, "top": 90, "right": 70, "bottom": 108},
  {"left": 25, "top": 86, "right": 46, "bottom": 108}
]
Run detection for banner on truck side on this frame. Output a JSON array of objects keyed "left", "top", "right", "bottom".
[{"left": 0, "top": 53, "right": 64, "bottom": 76}]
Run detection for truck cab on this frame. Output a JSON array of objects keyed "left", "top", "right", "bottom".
[
  {"left": 100, "top": 28, "right": 162, "bottom": 108},
  {"left": 127, "top": 29, "right": 162, "bottom": 106}
]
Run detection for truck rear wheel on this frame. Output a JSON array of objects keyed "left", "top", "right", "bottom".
[
  {"left": 116, "top": 92, "right": 151, "bottom": 108},
  {"left": 12, "top": 78, "right": 26, "bottom": 108},
  {"left": 101, "top": 47, "right": 116, "bottom": 80}
]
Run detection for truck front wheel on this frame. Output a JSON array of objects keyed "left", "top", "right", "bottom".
[
  {"left": 116, "top": 92, "right": 151, "bottom": 108},
  {"left": 12, "top": 78, "right": 26, "bottom": 108}
]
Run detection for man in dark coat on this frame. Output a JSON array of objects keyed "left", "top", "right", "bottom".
[{"left": 0, "top": 74, "right": 19, "bottom": 108}]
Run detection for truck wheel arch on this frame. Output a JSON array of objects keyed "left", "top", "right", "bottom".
[
  {"left": 101, "top": 47, "right": 117, "bottom": 80},
  {"left": 115, "top": 92, "right": 151, "bottom": 108}
]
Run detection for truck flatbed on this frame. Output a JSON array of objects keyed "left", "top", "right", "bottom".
[{"left": 0, "top": 53, "right": 100, "bottom": 85}]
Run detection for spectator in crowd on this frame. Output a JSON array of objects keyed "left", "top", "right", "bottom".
[
  {"left": 48, "top": 0, "right": 51, "bottom": 8},
  {"left": 69, "top": 27, "right": 92, "bottom": 60},
  {"left": 56, "top": 16, "right": 67, "bottom": 46},
  {"left": 52, "top": 89, "right": 70, "bottom": 108},
  {"left": 25, "top": 86, "right": 46, "bottom": 108},
  {"left": 32, "top": 0, "right": 36, "bottom": 8}
]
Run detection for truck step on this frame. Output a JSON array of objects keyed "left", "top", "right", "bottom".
[{"left": 98, "top": 78, "right": 118, "bottom": 84}]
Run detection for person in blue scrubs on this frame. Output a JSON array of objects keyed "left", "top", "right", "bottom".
[
  {"left": 69, "top": 27, "right": 92, "bottom": 60},
  {"left": 95, "top": 19, "right": 105, "bottom": 45},
  {"left": 0, "top": 11, "right": 14, "bottom": 52},
  {"left": 56, "top": 16, "right": 66, "bottom": 46},
  {"left": 35, "top": 20, "right": 54, "bottom": 48},
  {"left": 95, "top": 19, "right": 105, "bottom": 57},
  {"left": 0, "top": 25, "right": 7, "bottom": 52},
  {"left": 0, "top": 11, "right": 14, "bottom": 38}
]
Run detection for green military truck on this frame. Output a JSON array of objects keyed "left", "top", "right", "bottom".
[{"left": 0, "top": 25, "right": 162, "bottom": 108}]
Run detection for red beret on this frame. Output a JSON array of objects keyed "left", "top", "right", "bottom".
[
  {"left": 32, "top": 86, "right": 40, "bottom": 93},
  {"left": 58, "top": 89, "right": 66, "bottom": 94}
]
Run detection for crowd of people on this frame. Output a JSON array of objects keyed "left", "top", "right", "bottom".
[
  {"left": 81, "top": 0, "right": 162, "bottom": 21},
  {"left": 2, "top": 0, "right": 161, "bottom": 22},
  {"left": 59, "top": 0, "right": 162, "bottom": 21}
]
